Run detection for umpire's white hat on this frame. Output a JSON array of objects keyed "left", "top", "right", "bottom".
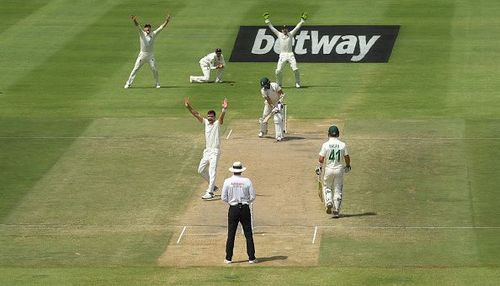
[{"left": 229, "top": 161, "right": 247, "bottom": 173}]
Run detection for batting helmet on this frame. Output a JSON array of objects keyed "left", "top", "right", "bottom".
[
  {"left": 328, "top": 125, "right": 339, "bottom": 137},
  {"left": 260, "top": 77, "right": 271, "bottom": 89}
]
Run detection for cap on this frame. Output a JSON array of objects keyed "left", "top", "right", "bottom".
[
  {"left": 328, "top": 125, "right": 339, "bottom": 137},
  {"left": 215, "top": 48, "right": 222, "bottom": 53},
  {"left": 260, "top": 77, "right": 270, "bottom": 88}
]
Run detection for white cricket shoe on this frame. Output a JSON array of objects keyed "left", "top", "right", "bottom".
[
  {"left": 332, "top": 210, "right": 340, "bottom": 218},
  {"left": 224, "top": 259, "right": 232, "bottom": 264},
  {"left": 124, "top": 83, "right": 131, "bottom": 89},
  {"left": 248, "top": 259, "right": 258, "bottom": 264},
  {"left": 201, "top": 192, "right": 214, "bottom": 200},
  {"left": 295, "top": 83, "right": 301, "bottom": 88},
  {"left": 215, "top": 78, "right": 223, "bottom": 83},
  {"left": 276, "top": 136, "right": 283, "bottom": 142},
  {"left": 325, "top": 202, "right": 333, "bottom": 214},
  {"left": 258, "top": 132, "right": 264, "bottom": 138},
  {"left": 189, "top": 76, "right": 194, "bottom": 83},
  {"left": 155, "top": 84, "right": 161, "bottom": 89}
]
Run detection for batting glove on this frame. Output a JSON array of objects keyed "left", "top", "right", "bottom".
[
  {"left": 272, "top": 107, "right": 280, "bottom": 113},
  {"left": 263, "top": 12, "right": 270, "bottom": 20},
  {"left": 301, "top": 12, "right": 308, "bottom": 21},
  {"left": 344, "top": 165, "right": 351, "bottom": 173},
  {"left": 315, "top": 165, "right": 322, "bottom": 176}
]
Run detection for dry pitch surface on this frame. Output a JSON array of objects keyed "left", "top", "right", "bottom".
[{"left": 159, "top": 119, "right": 345, "bottom": 266}]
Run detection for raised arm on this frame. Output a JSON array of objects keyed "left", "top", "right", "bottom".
[
  {"left": 131, "top": 15, "right": 147, "bottom": 40},
  {"left": 154, "top": 14, "right": 171, "bottom": 34},
  {"left": 289, "top": 19, "right": 305, "bottom": 36},
  {"left": 218, "top": 98, "right": 228, "bottom": 125},
  {"left": 263, "top": 12, "right": 280, "bottom": 36},
  {"left": 131, "top": 15, "right": 140, "bottom": 27},
  {"left": 184, "top": 97, "right": 204, "bottom": 123}
]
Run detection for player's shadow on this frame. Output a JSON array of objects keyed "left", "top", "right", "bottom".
[
  {"left": 337, "top": 212, "right": 377, "bottom": 218},
  {"left": 215, "top": 80, "right": 236, "bottom": 84},
  {"left": 282, "top": 136, "right": 306, "bottom": 141},
  {"left": 231, "top": 255, "right": 287, "bottom": 264},
  {"left": 127, "top": 86, "right": 185, "bottom": 89}
]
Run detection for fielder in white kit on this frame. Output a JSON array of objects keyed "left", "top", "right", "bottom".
[
  {"left": 263, "top": 12, "right": 307, "bottom": 88},
  {"left": 124, "top": 14, "right": 171, "bottom": 89},
  {"left": 190, "top": 48, "right": 226, "bottom": 83},
  {"left": 258, "top": 77, "right": 286, "bottom": 141},
  {"left": 185, "top": 97, "right": 228, "bottom": 200},
  {"left": 317, "top": 125, "right": 351, "bottom": 218}
]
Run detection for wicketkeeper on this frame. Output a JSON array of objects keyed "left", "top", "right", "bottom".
[
  {"left": 263, "top": 11, "right": 307, "bottom": 88},
  {"left": 258, "top": 77, "right": 286, "bottom": 141},
  {"left": 316, "top": 125, "right": 351, "bottom": 218}
]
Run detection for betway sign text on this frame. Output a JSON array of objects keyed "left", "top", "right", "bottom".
[{"left": 229, "top": 25, "right": 400, "bottom": 63}]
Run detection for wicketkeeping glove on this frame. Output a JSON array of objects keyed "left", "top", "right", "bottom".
[
  {"left": 301, "top": 12, "right": 308, "bottom": 20},
  {"left": 344, "top": 165, "right": 351, "bottom": 173},
  {"left": 315, "top": 165, "right": 322, "bottom": 176},
  {"left": 263, "top": 12, "right": 270, "bottom": 20}
]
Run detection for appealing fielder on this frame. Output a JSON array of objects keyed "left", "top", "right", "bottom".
[
  {"left": 185, "top": 97, "right": 228, "bottom": 200},
  {"left": 263, "top": 12, "right": 307, "bottom": 88},
  {"left": 190, "top": 48, "right": 226, "bottom": 83},
  {"left": 258, "top": 77, "right": 286, "bottom": 141},
  {"left": 317, "top": 125, "right": 351, "bottom": 218},
  {"left": 124, "top": 14, "right": 171, "bottom": 89}
]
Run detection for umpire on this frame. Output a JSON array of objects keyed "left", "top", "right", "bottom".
[{"left": 221, "top": 161, "right": 257, "bottom": 264}]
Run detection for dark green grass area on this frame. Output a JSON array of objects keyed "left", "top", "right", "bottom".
[
  {"left": 0, "top": 119, "right": 91, "bottom": 221},
  {"left": 0, "top": 0, "right": 51, "bottom": 34},
  {"left": 320, "top": 228, "right": 491, "bottom": 267},
  {"left": 1, "top": 266, "right": 499, "bottom": 286}
]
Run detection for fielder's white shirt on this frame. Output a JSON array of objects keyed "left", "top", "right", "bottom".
[
  {"left": 266, "top": 19, "right": 305, "bottom": 54},
  {"left": 222, "top": 175, "right": 256, "bottom": 206},
  {"left": 200, "top": 52, "right": 226, "bottom": 69},
  {"left": 319, "top": 137, "right": 349, "bottom": 170},
  {"left": 203, "top": 118, "right": 221, "bottom": 149},
  {"left": 137, "top": 25, "right": 164, "bottom": 54},
  {"left": 260, "top": 82, "right": 282, "bottom": 104}
]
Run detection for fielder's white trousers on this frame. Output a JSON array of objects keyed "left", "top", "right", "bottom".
[
  {"left": 322, "top": 167, "right": 345, "bottom": 210},
  {"left": 198, "top": 148, "right": 220, "bottom": 193},
  {"left": 126, "top": 52, "right": 159, "bottom": 86},
  {"left": 191, "top": 63, "right": 224, "bottom": 83},
  {"left": 275, "top": 52, "right": 300, "bottom": 86},
  {"left": 260, "top": 102, "right": 284, "bottom": 139}
]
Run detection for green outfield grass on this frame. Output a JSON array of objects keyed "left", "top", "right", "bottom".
[{"left": 1, "top": 0, "right": 499, "bottom": 285}]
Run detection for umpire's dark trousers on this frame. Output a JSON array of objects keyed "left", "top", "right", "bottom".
[{"left": 225, "top": 203, "right": 256, "bottom": 261}]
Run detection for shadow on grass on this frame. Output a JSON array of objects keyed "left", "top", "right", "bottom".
[
  {"left": 338, "top": 212, "right": 377, "bottom": 218},
  {"left": 231, "top": 255, "right": 288, "bottom": 264}
]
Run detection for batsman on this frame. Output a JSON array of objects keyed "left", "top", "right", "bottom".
[
  {"left": 316, "top": 125, "right": 351, "bottom": 218},
  {"left": 258, "top": 77, "right": 286, "bottom": 141}
]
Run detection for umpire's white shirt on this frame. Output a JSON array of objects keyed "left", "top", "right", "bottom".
[
  {"left": 261, "top": 82, "right": 282, "bottom": 104},
  {"left": 319, "top": 138, "right": 349, "bottom": 170},
  {"left": 222, "top": 175, "right": 256, "bottom": 206},
  {"left": 200, "top": 52, "right": 226, "bottom": 68},
  {"left": 203, "top": 118, "right": 221, "bottom": 149}
]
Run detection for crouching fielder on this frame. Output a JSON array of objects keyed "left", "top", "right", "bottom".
[
  {"left": 317, "top": 125, "right": 351, "bottom": 218},
  {"left": 190, "top": 48, "right": 226, "bottom": 83},
  {"left": 258, "top": 77, "right": 285, "bottom": 141}
]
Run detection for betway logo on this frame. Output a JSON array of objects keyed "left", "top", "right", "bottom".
[
  {"left": 229, "top": 25, "right": 400, "bottom": 63},
  {"left": 252, "top": 29, "right": 380, "bottom": 62}
]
